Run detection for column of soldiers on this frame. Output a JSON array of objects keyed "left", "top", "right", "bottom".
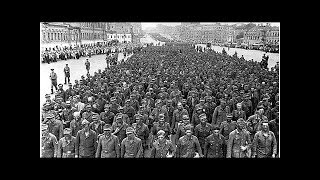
[{"left": 41, "top": 43, "right": 279, "bottom": 158}]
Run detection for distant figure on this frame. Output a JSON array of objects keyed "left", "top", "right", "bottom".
[{"left": 85, "top": 59, "right": 90, "bottom": 74}]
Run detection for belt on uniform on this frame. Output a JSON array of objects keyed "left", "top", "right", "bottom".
[
  {"left": 125, "top": 153, "right": 135, "bottom": 156},
  {"left": 102, "top": 150, "right": 115, "bottom": 154},
  {"left": 63, "top": 151, "right": 75, "bottom": 154}
]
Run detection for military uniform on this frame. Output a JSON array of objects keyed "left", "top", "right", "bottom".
[
  {"left": 204, "top": 133, "right": 226, "bottom": 158},
  {"left": 172, "top": 108, "right": 189, "bottom": 132},
  {"left": 121, "top": 137, "right": 143, "bottom": 158},
  {"left": 194, "top": 122, "right": 212, "bottom": 152},
  {"left": 49, "top": 70, "right": 58, "bottom": 94},
  {"left": 212, "top": 105, "right": 229, "bottom": 127},
  {"left": 100, "top": 111, "right": 115, "bottom": 125},
  {"left": 64, "top": 66, "right": 70, "bottom": 84},
  {"left": 219, "top": 120, "right": 236, "bottom": 140},
  {"left": 227, "top": 129, "right": 251, "bottom": 158},
  {"left": 41, "top": 132, "right": 58, "bottom": 158},
  {"left": 132, "top": 122, "right": 149, "bottom": 151},
  {"left": 176, "top": 135, "right": 203, "bottom": 158},
  {"left": 75, "top": 128, "right": 97, "bottom": 158},
  {"left": 96, "top": 134, "right": 120, "bottom": 158},
  {"left": 252, "top": 130, "right": 277, "bottom": 158},
  {"left": 57, "top": 135, "right": 76, "bottom": 158},
  {"left": 150, "top": 139, "right": 175, "bottom": 158},
  {"left": 47, "top": 118, "right": 64, "bottom": 141},
  {"left": 151, "top": 121, "right": 171, "bottom": 142}
]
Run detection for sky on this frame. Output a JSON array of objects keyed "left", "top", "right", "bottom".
[{"left": 141, "top": 22, "right": 280, "bottom": 30}]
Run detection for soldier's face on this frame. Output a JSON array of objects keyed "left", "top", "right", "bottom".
[
  {"left": 104, "top": 129, "right": 111, "bottom": 136},
  {"left": 262, "top": 123, "right": 268, "bottom": 131},
  {"left": 213, "top": 130, "right": 219, "bottom": 135},
  {"left": 135, "top": 118, "right": 141, "bottom": 124},
  {"left": 200, "top": 118, "right": 206, "bottom": 123},
  {"left": 158, "top": 135, "right": 165, "bottom": 141},
  {"left": 186, "top": 130, "right": 192, "bottom": 136},
  {"left": 127, "top": 133, "right": 134, "bottom": 139}
]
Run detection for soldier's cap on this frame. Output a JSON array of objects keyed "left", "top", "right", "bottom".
[
  {"left": 185, "top": 124, "right": 193, "bottom": 132},
  {"left": 146, "top": 92, "right": 151, "bottom": 96},
  {"left": 82, "top": 119, "right": 89, "bottom": 125},
  {"left": 92, "top": 114, "right": 99, "bottom": 120},
  {"left": 134, "top": 114, "right": 141, "bottom": 119},
  {"left": 51, "top": 69, "right": 54, "bottom": 70},
  {"left": 46, "top": 113, "right": 54, "bottom": 119},
  {"left": 219, "top": 99, "right": 226, "bottom": 103},
  {"left": 126, "top": 127, "right": 135, "bottom": 134},
  {"left": 63, "top": 128, "right": 72, "bottom": 135},
  {"left": 103, "top": 124, "right": 112, "bottom": 131},
  {"left": 118, "top": 106, "right": 124, "bottom": 110},
  {"left": 110, "top": 97, "right": 116, "bottom": 101},
  {"left": 227, "top": 114, "right": 233, "bottom": 118},
  {"left": 212, "top": 125, "right": 220, "bottom": 131},
  {"left": 257, "top": 105, "right": 264, "bottom": 110},
  {"left": 182, "top": 114, "right": 189, "bottom": 120},
  {"left": 58, "top": 84, "right": 63, "bottom": 87},
  {"left": 237, "top": 118, "right": 245, "bottom": 124},
  {"left": 45, "top": 94, "right": 51, "bottom": 98},
  {"left": 157, "top": 130, "right": 165, "bottom": 137},
  {"left": 237, "top": 103, "right": 242, "bottom": 107},
  {"left": 116, "top": 115, "right": 123, "bottom": 120},
  {"left": 41, "top": 124, "right": 48, "bottom": 131},
  {"left": 263, "top": 97, "right": 269, "bottom": 101},
  {"left": 196, "top": 106, "right": 203, "bottom": 110},
  {"left": 125, "top": 99, "right": 131, "bottom": 103},
  {"left": 261, "top": 119, "right": 269, "bottom": 124},
  {"left": 68, "top": 83, "right": 72, "bottom": 86},
  {"left": 199, "top": 113, "right": 207, "bottom": 119},
  {"left": 86, "top": 104, "right": 92, "bottom": 108},
  {"left": 65, "top": 101, "right": 71, "bottom": 105},
  {"left": 73, "top": 111, "right": 80, "bottom": 118}
]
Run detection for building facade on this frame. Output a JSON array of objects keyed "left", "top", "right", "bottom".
[{"left": 266, "top": 26, "right": 279, "bottom": 45}]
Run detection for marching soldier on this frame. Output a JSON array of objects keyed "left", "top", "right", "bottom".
[
  {"left": 47, "top": 113, "right": 64, "bottom": 141},
  {"left": 111, "top": 115, "right": 129, "bottom": 144},
  {"left": 75, "top": 120, "right": 97, "bottom": 158},
  {"left": 57, "top": 128, "right": 76, "bottom": 158},
  {"left": 194, "top": 113, "right": 212, "bottom": 153},
  {"left": 96, "top": 124, "right": 120, "bottom": 158},
  {"left": 120, "top": 127, "right": 143, "bottom": 158},
  {"left": 204, "top": 126, "right": 226, "bottom": 158},
  {"left": 89, "top": 113, "right": 105, "bottom": 137},
  {"left": 212, "top": 99, "right": 229, "bottom": 128},
  {"left": 252, "top": 120, "right": 277, "bottom": 158},
  {"left": 85, "top": 59, "right": 90, "bottom": 74},
  {"left": 41, "top": 123, "right": 58, "bottom": 158},
  {"left": 175, "top": 115, "right": 192, "bottom": 145},
  {"left": 132, "top": 114, "right": 149, "bottom": 157},
  {"left": 100, "top": 104, "right": 115, "bottom": 125},
  {"left": 150, "top": 130, "right": 176, "bottom": 158},
  {"left": 219, "top": 114, "right": 237, "bottom": 142},
  {"left": 70, "top": 111, "right": 82, "bottom": 137},
  {"left": 49, "top": 69, "right": 58, "bottom": 94},
  {"left": 227, "top": 118, "right": 251, "bottom": 158},
  {"left": 176, "top": 124, "right": 203, "bottom": 158},
  {"left": 64, "top": 64, "right": 70, "bottom": 85},
  {"left": 150, "top": 114, "right": 171, "bottom": 147}
]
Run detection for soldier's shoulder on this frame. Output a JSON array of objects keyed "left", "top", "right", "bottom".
[
  {"left": 48, "top": 133, "right": 57, "bottom": 139},
  {"left": 135, "top": 137, "right": 142, "bottom": 142}
]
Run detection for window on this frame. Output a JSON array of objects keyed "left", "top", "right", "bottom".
[{"left": 48, "top": 33, "right": 50, "bottom": 40}]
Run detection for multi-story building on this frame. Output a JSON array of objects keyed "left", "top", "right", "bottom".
[
  {"left": 243, "top": 24, "right": 265, "bottom": 45},
  {"left": 266, "top": 26, "right": 279, "bottom": 45},
  {"left": 106, "top": 22, "right": 142, "bottom": 44}
]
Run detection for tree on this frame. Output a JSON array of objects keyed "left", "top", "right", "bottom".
[{"left": 236, "top": 32, "right": 244, "bottom": 39}]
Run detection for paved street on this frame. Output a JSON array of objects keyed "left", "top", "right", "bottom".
[
  {"left": 196, "top": 44, "right": 279, "bottom": 69},
  {"left": 40, "top": 52, "right": 132, "bottom": 110}
]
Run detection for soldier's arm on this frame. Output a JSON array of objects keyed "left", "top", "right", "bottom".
[
  {"left": 252, "top": 132, "right": 258, "bottom": 157},
  {"left": 136, "top": 140, "right": 143, "bottom": 158},
  {"left": 175, "top": 139, "right": 180, "bottom": 158},
  {"left": 170, "top": 141, "right": 176, "bottom": 156},
  {"left": 75, "top": 131, "right": 80, "bottom": 157},
  {"left": 57, "top": 139, "right": 62, "bottom": 158},
  {"left": 194, "top": 137, "right": 203, "bottom": 157},
  {"left": 212, "top": 107, "right": 218, "bottom": 126},
  {"left": 120, "top": 140, "right": 125, "bottom": 158},
  {"left": 246, "top": 131, "right": 252, "bottom": 149},
  {"left": 271, "top": 132, "right": 277, "bottom": 156},
  {"left": 150, "top": 144, "right": 156, "bottom": 158},
  {"left": 203, "top": 137, "right": 208, "bottom": 158},
  {"left": 219, "top": 122, "right": 224, "bottom": 135},
  {"left": 171, "top": 112, "right": 176, "bottom": 130},
  {"left": 226, "top": 132, "right": 234, "bottom": 158},
  {"left": 144, "top": 126, "right": 150, "bottom": 143},
  {"left": 52, "top": 135, "right": 58, "bottom": 158},
  {"left": 59, "top": 123, "right": 63, "bottom": 140},
  {"left": 194, "top": 126, "right": 199, "bottom": 138},
  {"left": 115, "top": 137, "right": 120, "bottom": 158},
  {"left": 95, "top": 136, "right": 101, "bottom": 158}
]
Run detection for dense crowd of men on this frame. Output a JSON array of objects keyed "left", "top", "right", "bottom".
[
  {"left": 41, "top": 43, "right": 279, "bottom": 158},
  {"left": 41, "top": 43, "right": 137, "bottom": 64}
]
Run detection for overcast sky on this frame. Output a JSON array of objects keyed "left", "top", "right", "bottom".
[{"left": 141, "top": 22, "right": 280, "bottom": 30}]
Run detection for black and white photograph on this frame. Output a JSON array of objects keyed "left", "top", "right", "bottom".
[{"left": 40, "top": 22, "right": 279, "bottom": 158}]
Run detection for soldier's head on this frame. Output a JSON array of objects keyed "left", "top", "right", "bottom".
[
  {"left": 86, "top": 104, "right": 92, "bottom": 112},
  {"left": 66, "top": 64, "right": 68, "bottom": 67},
  {"left": 51, "top": 68, "right": 54, "bottom": 72},
  {"left": 45, "top": 94, "right": 51, "bottom": 101},
  {"left": 196, "top": 106, "right": 203, "bottom": 114},
  {"left": 182, "top": 115, "right": 190, "bottom": 125},
  {"left": 185, "top": 124, "right": 193, "bottom": 136},
  {"left": 41, "top": 123, "right": 49, "bottom": 135},
  {"left": 157, "top": 130, "right": 165, "bottom": 142},
  {"left": 58, "top": 84, "right": 63, "bottom": 90},
  {"left": 261, "top": 120, "right": 269, "bottom": 132},
  {"left": 159, "top": 114, "right": 165, "bottom": 124},
  {"left": 115, "top": 116, "right": 123, "bottom": 126},
  {"left": 92, "top": 114, "right": 99, "bottom": 123},
  {"left": 257, "top": 106, "right": 264, "bottom": 115},
  {"left": 177, "top": 102, "right": 183, "bottom": 110},
  {"left": 118, "top": 106, "right": 124, "bottom": 113},
  {"left": 126, "top": 127, "right": 135, "bottom": 139},
  {"left": 212, "top": 125, "right": 220, "bottom": 136},
  {"left": 220, "top": 99, "right": 226, "bottom": 107},
  {"left": 236, "top": 103, "right": 242, "bottom": 110},
  {"left": 46, "top": 113, "right": 55, "bottom": 123},
  {"left": 236, "top": 118, "right": 245, "bottom": 130},
  {"left": 134, "top": 114, "right": 142, "bottom": 124},
  {"left": 104, "top": 104, "right": 110, "bottom": 112},
  {"left": 63, "top": 128, "right": 72, "bottom": 139},
  {"left": 82, "top": 119, "right": 90, "bottom": 131},
  {"left": 199, "top": 113, "right": 207, "bottom": 124},
  {"left": 226, "top": 114, "right": 233, "bottom": 122},
  {"left": 125, "top": 99, "right": 131, "bottom": 107},
  {"left": 103, "top": 124, "right": 112, "bottom": 136}
]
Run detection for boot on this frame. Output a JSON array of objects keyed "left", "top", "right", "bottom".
[{"left": 51, "top": 89, "right": 54, "bottom": 94}]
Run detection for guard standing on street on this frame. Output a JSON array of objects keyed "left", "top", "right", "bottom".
[
  {"left": 64, "top": 64, "right": 70, "bottom": 85},
  {"left": 50, "top": 69, "right": 58, "bottom": 94},
  {"left": 85, "top": 59, "right": 90, "bottom": 74},
  {"left": 57, "top": 128, "right": 76, "bottom": 158},
  {"left": 41, "top": 123, "right": 58, "bottom": 158}
]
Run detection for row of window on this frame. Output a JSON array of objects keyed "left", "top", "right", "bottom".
[
  {"left": 82, "top": 22, "right": 104, "bottom": 28},
  {"left": 42, "top": 32, "right": 78, "bottom": 42},
  {"left": 246, "top": 36, "right": 261, "bottom": 40}
]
